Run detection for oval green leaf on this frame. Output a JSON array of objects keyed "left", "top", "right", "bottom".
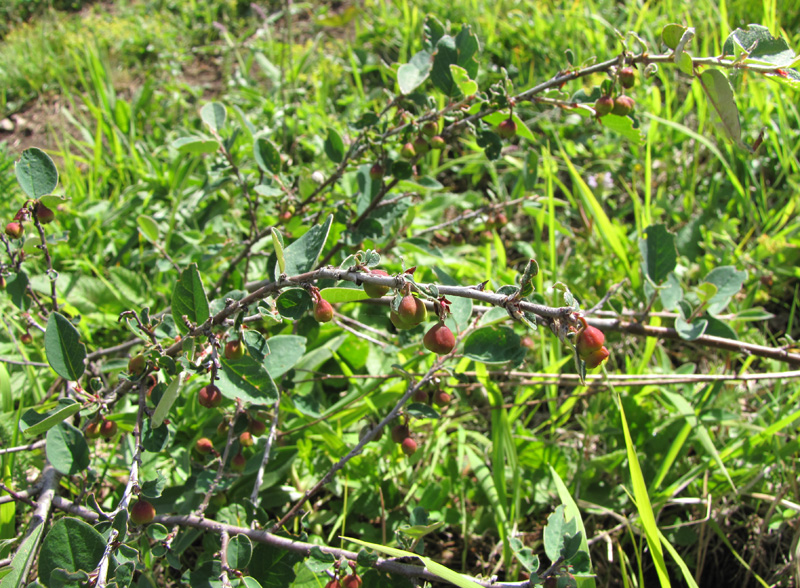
[
  {"left": 46, "top": 422, "right": 90, "bottom": 476},
  {"left": 45, "top": 312, "right": 87, "bottom": 380},
  {"left": 15, "top": 147, "right": 58, "bottom": 198}
]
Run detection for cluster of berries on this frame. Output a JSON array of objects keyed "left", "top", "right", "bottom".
[
  {"left": 4, "top": 201, "right": 55, "bottom": 239},
  {"left": 594, "top": 66, "right": 637, "bottom": 118},
  {"left": 311, "top": 269, "right": 457, "bottom": 356}
]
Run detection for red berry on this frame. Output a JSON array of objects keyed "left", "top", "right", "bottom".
[
  {"left": 224, "top": 339, "right": 244, "bottom": 360},
  {"left": 619, "top": 67, "right": 636, "bottom": 89},
  {"left": 239, "top": 431, "right": 254, "bottom": 447},
  {"left": 195, "top": 437, "right": 214, "bottom": 454},
  {"left": 231, "top": 452, "right": 246, "bottom": 472},
  {"left": 584, "top": 346, "right": 610, "bottom": 369},
  {"left": 432, "top": 391, "right": 452, "bottom": 407},
  {"left": 576, "top": 325, "right": 605, "bottom": 356},
  {"left": 5, "top": 222, "right": 24, "bottom": 239},
  {"left": 401, "top": 437, "right": 418, "bottom": 456},
  {"left": 314, "top": 299, "right": 334, "bottom": 322},
  {"left": 325, "top": 581, "right": 341, "bottom": 588},
  {"left": 594, "top": 96, "right": 614, "bottom": 117},
  {"left": 611, "top": 95, "right": 635, "bottom": 116},
  {"left": 130, "top": 500, "right": 156, "bottom": 525},
  {"left": 496, "top": 118, "right": 517, "bottom": 139},
  {"left": 20, "top": 332, "right": 33, "bottom": 345},
  {"left": 413, "top": 388, "right": 429, "bottom": 403},
  {"left": 397, "top": 295, "right": 426, "bottom": 327},
  {"left": 391, "top": 424, "right": 410, "bottom": 444},
  {"left": 99, "top": 419, "right": 118, "bottom": 439},
  {"left": 341, "top": 574, "right": 362, "bottom": 588},
  {"left": 34, "top": 202, "right": 54, "bottom": 224},
  {"left": 363, "top": 269, "right": 390, "bottom": 298},
  {"left": 423, "top": 322, "right": 456, "bottom": 355},
  {"left": 198, "top": 384, "right": 223, "bottom": 408}
]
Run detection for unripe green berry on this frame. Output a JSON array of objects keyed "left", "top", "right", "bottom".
[
  {"left": 429, "top": 135, "right": 446, "bottom": 150},
  {"left": 363, "top": 269, "right": 390, "bottom": 298},
  {"left": 611, "top": 95, "right": 635, "bottom": 116},
  {"left": 413, "top": 135, "right": 429, "bottom": 156},
  {"left": 594, "top": 96, "right": 614, "bottom": 117},
  {"left": 248, "top": 418, "right": 267, "bottom": 436},
  {"left": 239, "top": 431, "right": 254, "bottom": 447},
  {"left": 619, "top": 67, "right": 636, "bottom": 89},
  {"left": 400, "top": 142, "right": 416, "bottom": 159},
  {"left": 390, "top": 310, "right": 414, "bottom": 330},
  {"left": 421, "top": 121, "right": 438, "bottom": 137}
]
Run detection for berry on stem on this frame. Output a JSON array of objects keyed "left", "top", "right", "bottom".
[
  {"left": 413, "top": 135, "right": 430, "bottom": 156},
  {"left": 363, "top": 269, "right": 390, "bottom": 298},
  {"left": 611, "top": 95, "right": 635, "bottom": 116},
  {"left": 496, "top": 118, "right": 517, "bottom": 139},
  {"left": 248, "top": 418, "right": 267, "bottom": 436},
  {"left": 391, "top": 424, "right": 410, "bottom": 444},
  {"left": 34, "top": 201, "right": 55, "bottom": 224},
  {"left": 224, "top": 339, "right": 244, "bottom": 360},
  {"left": 433, "top": 390, "right": 452, "bottom": 407},
  {"left": 341, "top": 574, "right": 363, "bottom": 588},
  {"left": 401, "top": 437, "right": 418, "bottom": 456},
  {"left": 99, "top": 419, "right": 118, "bottom": 439},
  {"left": 195, "top": 437, "right": 214, "bottom": 454},
  {"left": 130, "top": 500, "right": 156, "bottom": 525},
  {"left": 594, "top": 95, "right": 614, "bottom": 117},
  {"left": 576, "top": 325, "right": 605, "bottom": 356},
  {"left": 400, "top": 142, "right": 416, "bottom": 159},
  {"left": 397, "top": 294, "right": 426, "bottom": 327},
  {"left": 314, "top": 298, "right": 334, "bottom": 322},
  {"left": 239, "top": 431, "right": 254, "bottom": 447},
  {"left": 198, "top": 384, "right": 223, "bottom": 408},
  {"left": 128, "top": 354, "right": 146, "bottom": 376},
  {"left": 423, "top": 322, "right": 456, "bottom": 355},
  {"left": 369, "top": 162, "right": 384, "bottom": 181},
  {"left": 421, "top": 121, "right": 438, "bottom": 137},
  {"left": 429, "top": 135, "right": 446, "bottom": 150},
  {"left": 231, "top": 452, "right": 246, "bottom": 472},
  {"left": 584, "top": 346, "right": 610, "bottom": 369},
  {"left": 5, "top": 221, "right": 24, "bottom": 239},
  {"left": 619, "top": 66, "right": 636, "bottom": 88}
]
